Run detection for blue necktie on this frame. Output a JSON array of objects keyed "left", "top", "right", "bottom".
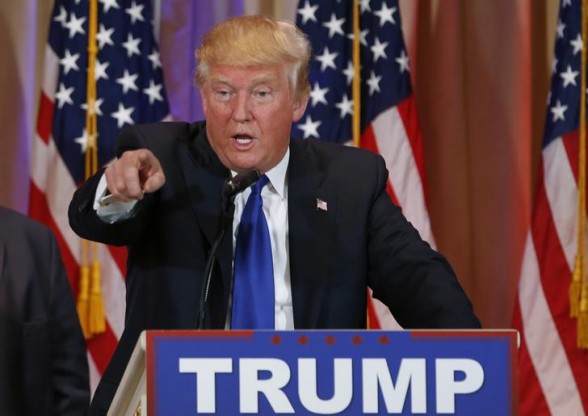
[{"left": 231, "top": 175, "right": 274, "bottom": 329}]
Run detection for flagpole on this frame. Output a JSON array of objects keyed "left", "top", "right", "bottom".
[
  {"left": 352, "top": 0, "right": 360, "bottom": 147},
  {"left": 574, "top": 0, "right": 588, "bottom": 349}
]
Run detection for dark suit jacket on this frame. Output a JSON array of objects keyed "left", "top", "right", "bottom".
[
  {"left": 69, "top": 121, "right": 480, "bottom": 414},
  {"left": 0, "top": 207, "right": 90, "bottom": 415}
]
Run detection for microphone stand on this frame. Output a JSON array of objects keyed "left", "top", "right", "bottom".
[{"left": 196, "top": 169, "right": 260, "bottom": 329}]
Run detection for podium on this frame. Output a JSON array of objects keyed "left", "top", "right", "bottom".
[{"left": 109, "top": 329, "right": 518, "bottom": 415}]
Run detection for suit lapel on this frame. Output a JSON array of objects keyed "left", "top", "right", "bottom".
[
  {"left": 178, "top": 124, "right": 232, "bottom": 326},
  {"left": 288, "top": 139, "right": 337, "bottom": 328}
]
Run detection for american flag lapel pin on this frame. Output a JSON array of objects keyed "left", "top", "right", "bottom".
[{"left": 316, "top": 198, "right": 328, "bottom": 212}]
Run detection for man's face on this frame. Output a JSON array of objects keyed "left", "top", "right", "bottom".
[{"left": 200, "top": 64, "right": 307, "bottom": 174}]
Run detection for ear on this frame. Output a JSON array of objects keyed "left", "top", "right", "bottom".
[
  {"left": 292, "top": 96, "right": 308, "bottom": 123},
  {"left": 200, "top": 88, "right": 209, "bottom": 117}
]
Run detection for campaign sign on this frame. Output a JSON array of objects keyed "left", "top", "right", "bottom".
[{"left": 146, "top": 330, "right": 517, "bottom": 415}]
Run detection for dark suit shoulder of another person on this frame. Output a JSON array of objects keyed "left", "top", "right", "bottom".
[{"left": 0, "top": 207, "right": 90, "bottom": 415}]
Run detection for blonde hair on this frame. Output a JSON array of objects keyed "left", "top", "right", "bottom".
[{"left": 195, "top": 15, "right": 311, "bottom": 101}]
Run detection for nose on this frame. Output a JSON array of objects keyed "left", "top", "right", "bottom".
[{"left": 232, "top": 92, "right": 252, "bottom": 123}]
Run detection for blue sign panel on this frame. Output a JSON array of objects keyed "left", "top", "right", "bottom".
[{"left": 146, "top": 330, "right": 517, "bottom": 415}]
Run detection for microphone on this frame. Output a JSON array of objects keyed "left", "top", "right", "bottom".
[
  {"left": 222, "top": 169, "right": 261, "bottom": 206},
  {"left": 196, "top": 169, "right": 262, "bottom": 329}
]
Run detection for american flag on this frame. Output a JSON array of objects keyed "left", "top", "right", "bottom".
[
  {"left": 513, "top": 0, "right": 588, "bottom": 414},
  {"left": 293, "top": 0, "right": 434, "bottom": 328},
  {"left": 28, "top": 0, "right": 169, "bottom": 393}
]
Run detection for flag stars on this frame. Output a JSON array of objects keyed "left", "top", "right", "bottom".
[
  {"left": 550, "top": 100, "right": 567, "bottom": 122},
  {"left": 371, "top": 37, "right": 389, "bottom": 62},
  {"left": 562, "top": 0, "right": 572, "bottom": 7},
  {"left": 359, "top": 0, "right": 371, "bottom": 13},
  {"left": 570, "top": 34, "right": 583, "bottom": 55},
  {"left": 116, "top": 69, "right": 139, "bottom": 93},
  {"left": 81, "top": 97, "right": 104, "bottom": 116},
  {"left": 96, "top": 24, "right": 115, "bottom": 49},
  {"left": 556, "top": 20, "right": 565, "bottom": 39},
  {"left": 111, "top": 102, "right": 135, "bottom": 128},
  {"left": 343, "top": 60, "right": 355, "bottom": 84},
  {"left": 148, "top": 50, "right": 162, "bottom": 70},
  {"left": 74, "top": 128, "right": 91, "bottom": 153},
  {"left": 366, "top": 71, "right": 382, "bottom": 95},
  {"left": 560, "top": 65, "right": 579, "bottom": 87},
  {"left": 297, "top": 0, "right": 319, "bottom": 24},
  {"left": 322, "top": 13, "right": 345, "bottom": 38},
  {"left": 53, "top": 6, "right": 67, "bottom": 28},
  {"left": 309, "top": 82, "right": 329, "bottom": 106},
  {"left": 374, "top": 3, "right": 397, "bottom": 27},
  {"left": 316, "top": 46, "right": 338, "bottom": 71},
  {"left": 99, "top": 0, "right": 120, "bottom": 13},
  {"left": 95, "top": 59, "right": 109, "bottom": 81},
  {"left": 297, "top": 115, "right": 322, "bottom": 139},
  {"left": 347, "top": 28, "right": 369, "bottom": 46},
  {"left": 335, "top": 94, "right": 353, "bottom": 118},
  {"left": 396, "top": 50, "right": 410, "bottom": 72},
  {"left": 143, "top": 80, "right": 164, "bottom": 104},
  {"left": 122, "top": 33, "right": 141, "bottom": 57},
  {"left": 64, "top": 13, "right": 86, "bottom": 39},
  {"left": 55, "top": 83, "right": 75, "bottom": 108},
  {"left": 60, "top": 49, "right": 80, "bottom": 74},
  {"left": 551, "top": 57, "right": 558, "bottom": 74},
  {"left": 125, "top": 1, "right": 145, "bottom": 24}
]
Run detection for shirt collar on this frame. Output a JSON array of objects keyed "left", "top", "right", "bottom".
[
  {"left": 230, "top": 148, "right": 289, "bottom": 198},
  {"left": 264, "top": 148, "right": 289, "bottom": 199}
]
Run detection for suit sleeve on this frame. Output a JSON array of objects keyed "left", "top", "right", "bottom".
[
  {"left": 43, "top": 226, "right": 91, "bottom": 414},
  {"left": 367, "top": 156, "right": 481, "bottom": 328}
]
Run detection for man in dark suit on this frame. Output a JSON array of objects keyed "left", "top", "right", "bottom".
[
  {"left": 69, "top": 15, "right": 480, "bottom": 414},
  {"left": 0, "top": 206, "right": 90, "bottom": 415}
]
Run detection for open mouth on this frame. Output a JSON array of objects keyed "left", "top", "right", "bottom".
[{"left": 233, "top": 135, "right": 254, "bottom": 145}]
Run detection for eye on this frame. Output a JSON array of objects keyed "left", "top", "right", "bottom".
[
  {"left": 254, "top": 88, "right": 272, "bottom": 101},
  {"left": 213, "top": 87, "right": 233, "bottom": 101}
]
